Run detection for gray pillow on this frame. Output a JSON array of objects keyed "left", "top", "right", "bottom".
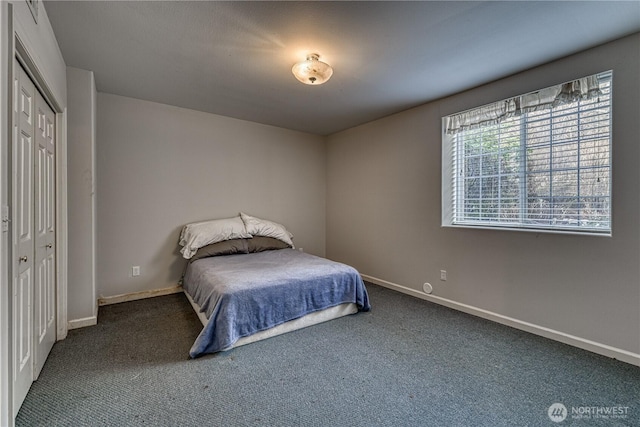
[
  {"left": 247, "top": 236, "right": 292, "bottom": 253},
  {"left": 189, "top": 238, "right": 249, "bottom": 262}
]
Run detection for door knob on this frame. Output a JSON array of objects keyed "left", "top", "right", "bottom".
[
  {"left": 45, "top": 244, "right": 52, "bottom": 249},
  {"left": 19, "top": 255, "right": 27, "bottom": 263}
]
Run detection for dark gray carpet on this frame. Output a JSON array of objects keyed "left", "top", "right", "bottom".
[{"left": 16, "top": 283, "right": 640, "bottom": 426}]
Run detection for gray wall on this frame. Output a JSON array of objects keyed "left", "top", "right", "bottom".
[
  {"left": 66, "top": 67, "right": 97, "bottom": 323},
  {"left": 96, "top": 93, "right": 326, "bottom": 298},
  {"left": 326, "top": 34, "right": 640, "bottom": 355}
]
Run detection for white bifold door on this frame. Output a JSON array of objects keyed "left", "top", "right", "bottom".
[{"left": 12, "top": 61, "right": 56, "bottom": 413}]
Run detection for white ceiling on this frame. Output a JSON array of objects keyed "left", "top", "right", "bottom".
[{"left": 44, "top": 1, "right": 640, "bottom": 136}]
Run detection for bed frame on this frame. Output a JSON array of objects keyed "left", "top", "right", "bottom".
[{"left": 184, "top": 290, "right": 358, "bottom": 351}]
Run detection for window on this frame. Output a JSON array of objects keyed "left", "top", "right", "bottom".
[{"left": 442, "top": 71, "right": 612, "bottom": 235}]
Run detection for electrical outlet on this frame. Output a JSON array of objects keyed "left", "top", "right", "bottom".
[
  {"left": 440, "top": 270, "right": 447, "bottom": 281},
  {"left": 132, "top": 266, "right": 141, "bottom": 277}
]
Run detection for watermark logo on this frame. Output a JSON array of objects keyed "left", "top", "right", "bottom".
[
  {"left": 548, "top": 403, "right": 630, "bottom": 423},
  {"left": 548, "top": 403, "right": 568, "bottom": 423}
]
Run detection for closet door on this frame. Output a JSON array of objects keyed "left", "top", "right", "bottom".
[
  {"left": 33, "top": 90, "right": 55, "bottom": 379},
  {"left": 12, "top": 60, "right": 57, "bottom": 411},
  {"left": 12, "top": 62, "right": 35, "bottom": 411}
]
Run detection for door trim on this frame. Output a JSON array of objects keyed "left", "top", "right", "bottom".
[{"left": 0, "top": 5, "right": 14, "bottom": 425}]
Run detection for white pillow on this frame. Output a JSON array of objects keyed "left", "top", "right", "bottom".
[
  {"left": 240, "top": 212, "right": 294, "bottom": 248},
  {"left": 179, "top": 216, "right": 252, "bottom": 259}
]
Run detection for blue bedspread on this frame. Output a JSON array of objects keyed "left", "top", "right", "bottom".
[{"left": 182, "top": 249, "right": 370, "bottom": 357}]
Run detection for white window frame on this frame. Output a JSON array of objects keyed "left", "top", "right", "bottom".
[{"left": 442, "top": 71, "right": 612, "bottom": 236}]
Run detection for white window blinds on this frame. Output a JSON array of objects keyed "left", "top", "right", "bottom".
[{"left": 442, "top": 71, "right": 612, "bottom": 234}]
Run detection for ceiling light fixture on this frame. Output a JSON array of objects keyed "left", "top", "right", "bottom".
[{"left": 292, "top": 53, "right": 333, "bottom": 85}]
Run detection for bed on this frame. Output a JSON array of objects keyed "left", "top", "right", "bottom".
[{"left": 179, "top": 213, "right": 371, "bottom": 358}]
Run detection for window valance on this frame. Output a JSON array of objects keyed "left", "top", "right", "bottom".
[{"left": 444, "top": 75, "right": 602, "bottom": 134}]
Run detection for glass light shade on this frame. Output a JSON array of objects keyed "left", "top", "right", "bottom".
[{"left": 292, "top": 54, "right": 333, "bottom": 85}]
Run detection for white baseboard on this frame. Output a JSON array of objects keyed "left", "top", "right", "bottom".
[
  {"left": 362, "top": 274, "right": 640, "bottom": 367},
  {"left": 98, "top": 285, "right": 183, "bottom": 306},
  {"left": 67, "top": 316, "right": 97, "bottom": 330}
]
